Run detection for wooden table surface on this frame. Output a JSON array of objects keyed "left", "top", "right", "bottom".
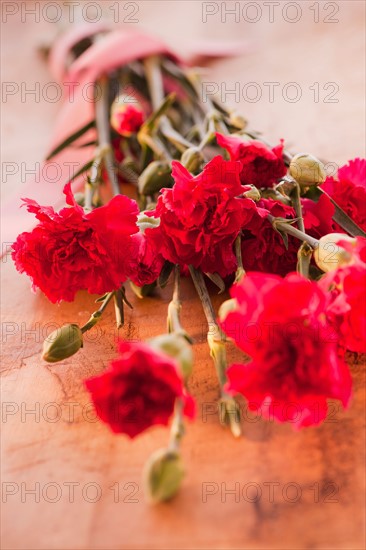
[{"left": 1, "top": 2, "right": 365, "bottom": 549}]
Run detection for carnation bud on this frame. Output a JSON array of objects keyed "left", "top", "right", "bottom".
[
  {"left": 148, "top": 333, "right": 193, "bottom": 379},
  {"left": 243, "top": 186, "right": 261, "bottom": 202},
  {"left": 143, "top": 448, "right": 185, "bottom": 504},
  {"left": 289, "top": 153, "right": 326, "bottom": 187},
  {"left": 229, "top": 111, "right": 247, "bottom": 130},
  {"left": 181, "top": 147, "right": 203, "bottom": 173},
  {"left": 42, "top": 324, "right": 83, "bottom": 363},
  {"left": 138, "top": 161, "right": 173, "bottom": 196},
  {"left": 110, "top": 94, "right": 145, "bottom": 137},
  {"left": 314, "top": 233, "right": 356, "bottom": 273}
]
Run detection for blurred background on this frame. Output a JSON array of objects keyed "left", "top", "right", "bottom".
[
  {"left": 1, "top": 2, "right": 365, "bottom": 549},
  {"left": 2, "top": 0, "right": 365, "bottom": 202}
]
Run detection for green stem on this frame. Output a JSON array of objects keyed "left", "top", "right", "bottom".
[
  {"left": 95, "top": 76, "right": 120, "bottom": 197},
  {"left": 84, "top": 149, "right": 105, "bottom": 212},
  {"left": 167, "top": 266, "right": 183, "bottom": 334},
  {"left": 113, "top": 288, "right": 125, "bottom": 329},
  {"left": 189, "top": 71, "right": 228, "bottom": 135},
  {"left": 81, "top": 291, "right": 114, "bottom": 333},
  {"left": 167, "top": 266, "right": 192, "bottom": 341},
  {"left": 188, "top": 266, "right": 228, "bottom": 391},
  {"left": 289, "top": 181, "right": 313, "bottom": 278},
  {"left": 188, "top": 266, "right": 216, "bottom": 326},
  {"left": 168, "top": 398, "right": 185, "bottom": 453},
  {"left": 297, "top": 242, "right": 313, "bottom": 278},
  {"left": 167, "top": 267, "right": 191, "bottom": 452},
  {"left": 189, "top": 266, "right": 241, "bottom": 436},
  {"left": 234, "top": 234, "right": 245, "bottom": 283},
  {"left": 268, "top": 215, "right": 319, "bottom": 249},
  {"left": 144, "top": 56, "right": 192, "bottom": 154},
  {"left": 290, "top": 181, "right": 305, "bottom": 233}
]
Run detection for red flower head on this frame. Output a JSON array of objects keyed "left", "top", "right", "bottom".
[
  {"left": 12, "top": 184, "right": 139, "bottom": 303},
  {"left": 220, "top": 272, "right": 352, "bottom": 428},
  {"left": 321, "top": 158, "right": 366, "bottom": 232},
  {"left": 129, "top": 225, "right": 166, "bottom": 288},
  {"left": 85, "top": 341, "right": 195, "bottom": 438},
  {"left": 111, "top": 104, "right": 145, "bottom": 137},
  {"left": 216, "top": 133, "right": 287, "bottom": 188},
  {"left": 241, "top": 198, "right": 299, "bottom": 276},
  {"left": 319, "top": 236, "right": 366, "bottom": 353},
  {"left": 302, "top": 193, "right": 336, "bottom": 240},
  {"left": 151, "top": 156, "right": 258, "bottom": 278}
]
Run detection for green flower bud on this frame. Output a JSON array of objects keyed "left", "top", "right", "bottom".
[
  {"left": 42, "top": 324, "right": 83, "bottom": 363},
  {"left": 289, "top": 153, "right": 326, "bottom": 187},
  {"left": 148, "top": 333, "right": 193, "bottom": 379},
  {"left": 143, "top": 448, "right": 185, "bottom": 504},
  {"left": 314, "top": 233, "right": 355, "bottom": 273},
  {"left": 181, "top": 147, "right": 203, "bottom": 173},
  {"left": 138, "top": 161, "right": 173, "bottom": 196},
  {"left": 243, "top": 186, "right": 261, "bottom": 202}
]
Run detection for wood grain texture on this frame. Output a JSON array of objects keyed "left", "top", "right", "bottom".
[{"left": 1, "top": 2, "right": 365, "bottom": 549}]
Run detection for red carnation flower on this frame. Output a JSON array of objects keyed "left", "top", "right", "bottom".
[
  {"left": 241, "top": 198, "right": 299, "bottom": 276},
  {"left": 320, "top": 237, "right": 366, "bottom": 353},
  {"left": 321, "top": 158, "right": 366, "bottom": 232},
  {"left": 220, "top": 272, "right": 352, "bottom": 428},
  {"left": 151, "top": 156, "right": 258, "bottom": 278},
  {"left": 302, "top": 193, "right": 336, "bottom": 239},
  {"left": 241, "top": 195, "right": 340, "bottom": 276},
  {"left": 216, "top": 133, "right": 287, "bottom": 188},
  {"left": 129, "top": 227, "right": 165, "bottom": 288},
  {"left": 12, "top": 184, "right": 139, "bottom": 303},
  {"left": 111, "top": 104, "right": 145, "bottom": 137},
  {"left": 85, "top": 341, "right": 195, "bottom": 438}
]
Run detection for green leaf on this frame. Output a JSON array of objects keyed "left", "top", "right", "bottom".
[
  {"left": 205, "top": 272, "right": 225, "bottom": 294},
  {"left": 271, "top": 217, "right": 301, "bottom": 250},
  {"left": 72, "top": 140, "right": 98, "bottom": 149},
  {"left": 95, "top": 293, "right": 109, "bottom": 303},
  {"left": 66, "top": 159, "right": 94, "bottom": 185},
  {"left": 46, "top": 120, "right": 96, "bottom": 161},
  {"left": 140, "top": 93, "right": 176, "bottom": 133},
  {"left": 278, "top": 231, "right": 289, "bottom": 250},
  {"left": 158, "top": 261, "right": 174, "bottom": 289},
  {"left": 121, "top": 287, "right": 133, "bottom": 309},
  {"left": 129, "top": 281, "right": 156, "bottom": 299},
  {"left": 113, "top": 289, "right": 125, "bottom": 329},
  {"left": 162, "top": 59, "right": 199, "bottom": 102},
  {"left": 318, "top": 188, "right": 366, "bottom": 237}
]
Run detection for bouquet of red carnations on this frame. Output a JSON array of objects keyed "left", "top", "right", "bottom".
[{"left": 10, "top": 26, "right": 366, "bottom": 503}]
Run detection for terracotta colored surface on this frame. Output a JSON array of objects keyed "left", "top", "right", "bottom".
[{"left": 1, "top": 2, "right": 365, "bottom": 549}]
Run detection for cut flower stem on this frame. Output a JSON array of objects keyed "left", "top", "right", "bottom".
[
  {"left": 81, "top": 291, "right": 115, "bottom": 333},
  {"left": 95, "top": 76, "right": 120, "bottom": 197},
  {"left": 189, "top": 266, "right": 241, "bottom": 437},
  {"left": 268, "top": 214, "right": 319, "bottom": 249},
  {"left": 167, "top": 266, "right": 192, "bottom": 451}
]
